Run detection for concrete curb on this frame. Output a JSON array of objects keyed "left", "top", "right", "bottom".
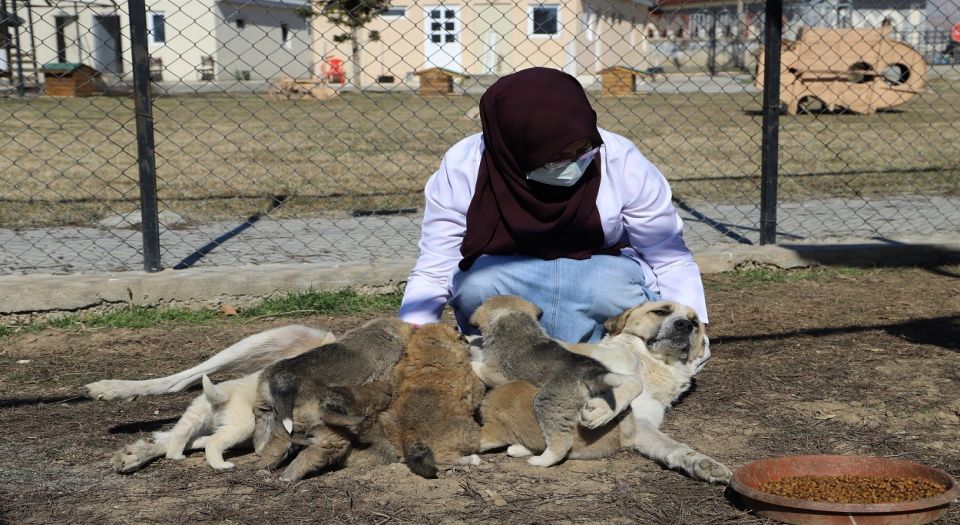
[{"left": 2, "top": 237, "right": 958, "bottom": 316}]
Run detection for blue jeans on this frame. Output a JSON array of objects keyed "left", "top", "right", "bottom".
[{"left": 449, "top": 254, "right": 660, "bottom": 343}]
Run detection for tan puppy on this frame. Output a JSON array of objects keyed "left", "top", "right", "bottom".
[
  {"left": 480, "top": 301, "right": 731, "bottom": 484},
  {"left": 379, "top": 323, "right": 487, "bottom": 478},
  {"left": 112, "top": 372, "right": 261, "bottom": 472}
]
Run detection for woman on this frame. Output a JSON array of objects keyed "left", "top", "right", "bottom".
[{"left": 399, "top": 67, "right": 707, "bottom": 343}]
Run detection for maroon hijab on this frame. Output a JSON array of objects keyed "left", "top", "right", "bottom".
[{"left": 459, "top": 67, "right": 619, "bottom": 271}]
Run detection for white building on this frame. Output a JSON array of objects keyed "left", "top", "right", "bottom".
[{"left": 3, "top": 0, "right": 314, "bottom": 84}]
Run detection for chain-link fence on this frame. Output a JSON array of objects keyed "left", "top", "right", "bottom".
[{"left": 1, "top": 0, "right": 958, "bottom": 275}]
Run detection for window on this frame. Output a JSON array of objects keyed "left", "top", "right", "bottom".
[
  {"left": 236, "top": 18, "right": 245, "bottom": 29},
  {"left": 380, "top": 7, "right": 406, "bottom": 18},
  {"left": 147, "top": 12, "right": 166, "bottom": 45},
  {"left": 281, "top": 23, "right": 291, "bottom": 49},
  {"left": 528, "top": 5, "right": 559, "bottom": 37}
]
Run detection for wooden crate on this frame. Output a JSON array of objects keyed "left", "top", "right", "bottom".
[
  {"left": 414, "top": 67, "right": 467, "bottom": 96},
  {"left": 600, "top": 66, "right": 646, "bottom": 97},
  {"left": 43, "top": 63, "right": 99, "bottom": 97}
]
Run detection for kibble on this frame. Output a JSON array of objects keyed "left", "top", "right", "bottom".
[{"left": 757, "top": 475, "right": 947, "bottom": 504}]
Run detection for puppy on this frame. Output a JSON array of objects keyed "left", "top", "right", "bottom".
[
  {"left": 87, "top": 325, "right": 336, "bottom": 400},
  {"left": 480, "top": 301, "right": 731, "bottom": 484},
  {"left": 253, "top": 317, "right": 412, "bottom": 481},
  {"left": 378, "top": 323, "right": 487, "bottom": 478},
  {"left": 277, "top": 379, "right": 396, "bottom": 482},
  {"left": 468, "top": 295, "right": 644, "bottom": 467},
  {"left": 112, "top": 372, "right": 260, "bottom": 472}
]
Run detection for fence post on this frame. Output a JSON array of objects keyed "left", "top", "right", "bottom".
[
  {"left": 759, "top": 0, "right": 782, "bottom": 245},
  {"left": 128, "top": 0, "right": 162, "bottom": 272}
]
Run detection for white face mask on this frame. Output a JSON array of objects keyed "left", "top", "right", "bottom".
[{"left": 525, "top": 147, "right": 599, "bottom": 187}]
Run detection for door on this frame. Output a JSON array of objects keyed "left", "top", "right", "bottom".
[
  {"left": 424, "top": 5, "right": 462, "bottom": 72},
  {"left": 92, "top": 15, "right": 123, "bottom": 75}
]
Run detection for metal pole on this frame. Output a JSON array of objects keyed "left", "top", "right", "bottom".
[
  {"left": 11, "top": 0, "right": 22, "bottom": 96},
  {"left": 759, "top": 0, "right": 782, "bottom": 245},
  {"left": 129, "top": 0, "right": 161, "bottom": 271},
  {"left": 708, "top": 11, "right": 717, "bottom": 77}
]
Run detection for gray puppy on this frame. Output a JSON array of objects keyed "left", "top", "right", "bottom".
[
  {"left": 469, "top": 295, "right": 641, "bottom": 467},
  {"left": 252, "top": 317, "right": 413, "bottom": 480}
]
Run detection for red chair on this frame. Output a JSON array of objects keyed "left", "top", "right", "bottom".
[{"left": 323, "top": 57, "right": 345, "bottom": 84}]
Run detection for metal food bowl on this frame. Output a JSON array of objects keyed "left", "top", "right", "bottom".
[{"left": 729, "top": 455, "right": 958, "bottom": 525}]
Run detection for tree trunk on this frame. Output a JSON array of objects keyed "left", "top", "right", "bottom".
[{"left": 350, "top": 27, "right": 361, "bottom": 89}]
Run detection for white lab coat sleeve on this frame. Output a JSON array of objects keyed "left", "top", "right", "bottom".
[
  {"left": 619, "top": 145, "right": 709, "bottom": 323},
  {"left": 398, "top": 140, "right": 476, "bottom": 325}
]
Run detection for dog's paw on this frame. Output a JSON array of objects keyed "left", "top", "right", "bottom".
[
  {"left": 692, "top": 457, "right": 732, "bottom": 485},
  {"left": 86, "top": 380, "right": 139, "bottom": 401},
  {"left": 457, "top": 454, "right": 481, "bottom": 466},
  {"left": 208, "top": 460, "right": 236, "bottom": 470},
  {"left": 279, "top": 464, "right": 305, "bottom": 482},
  {"left": 506, "top": 444, "right": 533, "bottom": 458},
  {"left": 111, "top": 440, "right": 160, "bottom": 473},
  {"left": 527, "top": 453, "right": 562, "bottom": 467},
  {"left": 579, "top": 398, "right": 616, "bottom": 429},
  {"left": 165, "top": 452, "right": 186, "bottom": 461}
]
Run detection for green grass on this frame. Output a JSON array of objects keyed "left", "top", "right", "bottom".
[
  {"left": 706, "top": 265, "right": 870, "bottom": 290},
  {"left": 0, "top": 288, "right": 403, "bottom": 337}
]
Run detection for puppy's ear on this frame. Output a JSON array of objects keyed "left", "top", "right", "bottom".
[
  {"left": 468, "top": 306, "right": 486, "bottom": 328},
  {"left": 532, "top": 304, "right": 544, "bottom": 320}
]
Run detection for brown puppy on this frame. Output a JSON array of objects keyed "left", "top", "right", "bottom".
[
  {"left": 379, "top": 323, "right": 487, "bottom": 478},
  {"left": 253, "top": 317, "right": 413, "bottom": 481}
]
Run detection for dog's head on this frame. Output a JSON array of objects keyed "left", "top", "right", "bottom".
[
  {"left": 406, "top": 323, "right": 470, "bottom": 360},
  {"left": 295, "top": 380, "right": 393, "bottom": 433},
  {"left": 469, "top": 295, "right": 543, "bottom": 331},
  {"left": 603, "top": 301, "right": 708, "bottom": 369}
]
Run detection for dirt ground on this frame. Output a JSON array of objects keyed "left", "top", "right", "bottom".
[{"left": 1, "top": 265, "right": 958, "bottom": 524}]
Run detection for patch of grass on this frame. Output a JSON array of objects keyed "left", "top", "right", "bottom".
[
  {"left": 239, "top": 288, "right": 402, "bottom": 319},
  {"left": 0, "top": 288, "right": 403, "bottom": 337},
  {"left": 707, "top": 265, "right": 870, "bottom": 290}
]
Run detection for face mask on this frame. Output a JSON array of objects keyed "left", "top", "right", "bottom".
[{"left": 525, "top": 147, "right": 599, "bottom": 187}]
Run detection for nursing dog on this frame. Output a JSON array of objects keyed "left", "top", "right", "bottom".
[
  {"left": 252, "top": 317, "right": 412, "bottom": 481},
  {"left": 378, "top": 323, "right": 487, "bottom": 478},
  {"left": 468, "top": 295, "right": 645, "bottom": 467},
  {"left": 479, "top": 301, "right": 731, "bottom": 484}
]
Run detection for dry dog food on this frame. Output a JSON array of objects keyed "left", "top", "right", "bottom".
[{"left": 758, "top": 475, "right": 947, "bottom": 504}]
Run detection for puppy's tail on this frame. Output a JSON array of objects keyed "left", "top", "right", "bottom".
[
  {"left": 202, "top": 375, "right": 228, "bottom": 405},
  {"left": 404, "top": 442, "right": 438, "bottom": 479}
]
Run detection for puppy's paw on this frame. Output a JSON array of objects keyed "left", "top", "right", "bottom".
[
  {"left": 527, "top": 453, "right": 562, "bottom": 467},
  {"left": 208, "top": 460, "right": 236, "bottom": 470},
  {"left": 506, "top": 444, "right": 533, "bottom": 458},
  {"left": 111, "top": 440, "right": 161, "bottom": 473},
  {"left": 692, "top": 457, "right": 732, "bottom": 485},
  {"left": 579, "top": 398, "right": 616, "bottom": 429},
  {"left": 457, "top": 454, "right": 481, "bottom": 466},
  {"left": 86, "top": 380, "right": 139, "bottom": 401},
  {"left": 165, "top": 452, "right": 186, "bottom": 461},
  {"left": 279, "top": 464, "right": 304, "bottom": 482}
]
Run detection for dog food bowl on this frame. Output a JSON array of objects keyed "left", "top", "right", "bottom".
[{"left": 729, "top": 455, "right": 958, "bottom": 525}]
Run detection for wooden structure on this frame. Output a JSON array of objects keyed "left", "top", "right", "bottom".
[
  {"left": 268, "top": 77, "right": 337, "bottom": 101},
  {"left": 600, "top": 66, "right": 652, "bottom": 96},
  {"left": 42, "top": 63, "right": 98, "bottom": 97},
  {"left": 757, "top": 27, "right": 927, "bottom": 115},
  {"left": 414, "top": 67, "right": 468, "bottom": 96}
]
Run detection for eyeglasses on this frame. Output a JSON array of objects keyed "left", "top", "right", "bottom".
[{"left": 541, "top": 146, "right": 600, "bottom": 170}]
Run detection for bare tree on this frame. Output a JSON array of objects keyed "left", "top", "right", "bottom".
[{"left": 299, "top": 0, "right": 391, "bottom": 88}]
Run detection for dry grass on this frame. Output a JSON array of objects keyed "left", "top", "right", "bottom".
[{"left": 1, "top": 77, "right": 958, "bottom": 227}]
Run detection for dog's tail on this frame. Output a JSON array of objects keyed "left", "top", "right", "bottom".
[
  {"left": 86, "top": 325, "right": 335, "bottom": 401},
  {"left": 404, "top": 441, "right": 438, "bottom": 479},
  {"left": 201, "top": 375, "right": 228, "bottom": 405}
]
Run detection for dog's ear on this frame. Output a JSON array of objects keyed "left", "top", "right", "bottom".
[
  {"left": 603, "top": 310, "right": 630, "bottom": 335},
  {"left": 531, "top": 303, "right": 544, "bottom": 320},
  {"left": 468, "top": 306, "right": 486, "bottom": 328}
]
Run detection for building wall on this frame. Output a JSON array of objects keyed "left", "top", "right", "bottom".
[
  {"left": 215, "top": 0, "right": 312, "bottom": 81},
  {"left": 310, "top": 0, "right": 649, "bottom": 87},
  {"left": 144, "top": 0, "right": 219, "bottom": 81}
]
